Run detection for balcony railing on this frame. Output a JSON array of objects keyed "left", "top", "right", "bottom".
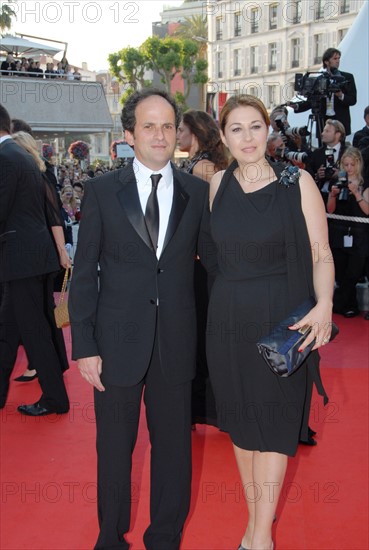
[
  {"left": 234, "top": 69, "right": 241, "bottom": 76},
  {"left": 314, "top": 56, "right": 321, "bottom": 64},
  {"left": 269, "top": 63, "right": 277, "bottom": 71},
  {"left": 251, "top": 24, "right": 259, "bottom": 34},
  {"left": 291, "top": 60, "right": 300, "bottom": 68},
  {"left": 216, "top": 31, "right": 223, "bottom": 40},
  {"left": 250, "top": 66, "right": 258, "bottom": 74},
  {"left": 234, "top": 26, "right": 241, "bottom": 37}
]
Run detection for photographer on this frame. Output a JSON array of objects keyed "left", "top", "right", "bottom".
[
  {"left": 291, "top": 48, "right": 357, "bottom": 136},
  {"left": 270, "top": 105, "right": 310, "bottom": 153},
  {"left": 266, "top": 132, "right": 308, "bottom": 168},
  {"left": 306, "top": 119, "right": 347, "bottom": 204},
  {"left": 327, "top": 147, "right": 369, "bottom": 318},
  {"left": 353, "top": 106, "right": 369, "bottom": 149}
]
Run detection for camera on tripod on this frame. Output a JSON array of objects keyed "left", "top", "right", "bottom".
[{"left": 294, "top": 71, "right": 348, "bottom": 98}]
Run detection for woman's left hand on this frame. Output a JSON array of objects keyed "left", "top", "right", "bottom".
[
  {"left": 59, "top": 247, "right": 72, "bottom": 269},
  {"left": 289, "top": 300, "right": 333, "bottom": 351}
]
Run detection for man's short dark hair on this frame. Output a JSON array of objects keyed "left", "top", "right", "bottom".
[
  {"left": 364, "top": 106, "right": 369, "bottom": 119},
  {"left": 0, "top": 104, "right": 11, "bottom": 134},
  {"left": 121, "top": 88, "right": 181, "bottom": 134},
  {"left": 73, "top": 181, "right": 84, "bottom": 190},
  {"left": 322, "top": 48, "right": 341, "bottom": 67},
  {"left": 11, "top": 118, "right": 34, "bottom": 136}
]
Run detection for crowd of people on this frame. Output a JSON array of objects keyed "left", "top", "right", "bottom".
[
  {"left": 0, "top": 53, "right": 82, "bottom": 80},
  {"left": 0, "top": 44, "right": 368, "bottom": 550}
]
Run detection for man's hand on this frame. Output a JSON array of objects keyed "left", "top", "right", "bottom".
[
  {"left": 316, "top": 165, "right": 326, "bottom": 180},
  {"left": 78, "top": 356, "right": 105, "bottom": 391}
]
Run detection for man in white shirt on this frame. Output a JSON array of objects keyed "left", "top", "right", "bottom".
[{"left": 69, "top": 89, "right": 209, "bottom": 550}]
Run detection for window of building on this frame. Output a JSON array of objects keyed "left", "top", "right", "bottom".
[
  {"left": 291, "top": 38, "right": 300, "bottom": 68},
  {"left": 95, "top": 135, "right": 103, "bottom": 155},
  {"left": 216, "top": 17, "right": 223, "bottom": 40},
  {"left": 340, "top": 0, "right": 350, "bottom": 14},
  {"left": 313, "top": 34, "right": 323, "bottom": 64},
  {"left": 251, "top": 8, "right": 259, "bottom": 34},
  {"left": 217, "top": 51, "right": 223, "bottom": 78},
  {"left": 267, "top": 85, "right": 277, "bottom": 109},
  {"left": 291, "top": 0, "right": 302, "bottom": 24},
  {"left": 234, "top": 12, "right": 241, "bottom": 37},
  {"left": 269, "top": 42, "right": 277, "bottom": 71},
  {"left": 315, "top": 0, "right": 325, "bottom": 20},
  {"left": 233, "top": 49, "right": 241, "bottom": 76},
  {"left": 250, "top": 46, "right": 258, "bottom": 74},
  {"left": 338, "top": 28, "right": 349, "bottom": 42},
  {"left": 269, "top": 4, "right": 278, "bottom": 30},
  {"left": 249, "top": 86, "right": 258, "bottom": 97}
]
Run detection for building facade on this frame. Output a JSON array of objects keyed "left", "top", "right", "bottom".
[{"left": 205, "top": 0, "right": 364, "bottom": 114}]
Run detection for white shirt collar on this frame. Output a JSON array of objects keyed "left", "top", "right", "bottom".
[
  {"left": 133, "top": 158, "right": 172, "bottom": 190},
  {"left": 0, "top": 135, "right": 12, "bottom": 144}
]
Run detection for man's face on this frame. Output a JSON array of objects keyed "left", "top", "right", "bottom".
[
  {"left": 124, "top": 95, "right": 177, "bottom": 171},
  {"left": 325, "top": 53, "right": 341, "bottom": 71},
  {"left": 267, "top": 136, "right": 285, "bottom": 158},
  {"left": 321, "top": 124, "right": 341, "bottom": 146}
]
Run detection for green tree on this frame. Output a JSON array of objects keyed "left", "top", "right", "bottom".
[
  {"left": 172, "top": 15, "right": 208, "bottom": 59},
  {"left": 108, "top": 47, "right": 150, "bottom": 90},
  {"left": 108, "top": 35, "right": 207, "bottom": 109},
  {"left": 0, "top": 0, "right": 17, "bottom": 32},
  {"left": 142, "top": 35, "right": 208, "bottom": 104}
]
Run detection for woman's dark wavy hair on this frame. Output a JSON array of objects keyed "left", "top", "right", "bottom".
[
  {"left": 182, "top": 109, "right": 229, "bottom": 171},
  {"left": 121, "top": 88, "right": 181, "bottom": 133}
]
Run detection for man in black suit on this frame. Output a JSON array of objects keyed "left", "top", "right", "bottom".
[
  {"left": 292, "top": 48, "right": 357, "bottom": 137},
  {"left": 69, "top": 89, "right": 209, "bottom": 550},
  {"left": 353, "top": 106, "right": 369, "bottom": 149},
  {"left": 305, "top": 119, "right": 347, "bottom": 204},
  {"left": 0, "top": 104, "right": 69, "bottom": 415}
]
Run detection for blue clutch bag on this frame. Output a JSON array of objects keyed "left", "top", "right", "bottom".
[{"left": 257, "top": 298, "right": 338, "bottom": 377}]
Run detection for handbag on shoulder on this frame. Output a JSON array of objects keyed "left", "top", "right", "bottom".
[
  {"left": 54, "top": 268, "right": 70, "bottom": 329},
  {"left": 257, "top": 297, "right": 339, "bottom": 377}
]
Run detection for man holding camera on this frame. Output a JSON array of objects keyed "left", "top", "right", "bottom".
[
  {"left": 306, "top": 119, "right": 347, "bottom": 203},
  {"left": 292, "top": 48, "right": 357, "bottom": 136}
]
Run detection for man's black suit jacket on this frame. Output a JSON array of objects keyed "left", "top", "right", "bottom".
[
  {"left": 69, "top": 162, "right": 209, "bottom": 387},
  {"left": 0, "top": 139, "right": 60, "bottom": 282},
  {"left": 353, "top": 126, "right": 369, "bottom": 149},
  {"left": 305, "top": 143, "right": 348, "bottom": 182},
  {"left": 294, "top": 70, "right": 357, "bottom": 135}
]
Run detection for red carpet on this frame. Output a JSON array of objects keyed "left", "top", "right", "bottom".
[{"left": 1, "top": 314, "right": 368, "bottom": 550}]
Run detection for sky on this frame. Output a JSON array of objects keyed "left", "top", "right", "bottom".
[{"left": 8, "top": 0, "right": 184, "bottom": 71}]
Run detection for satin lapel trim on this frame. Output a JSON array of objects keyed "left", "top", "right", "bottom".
[
  {"left": 162, "top": 174, "right": 189, "bottom": 252},
  {"left": 116, "top": 173, "right": 152, "bottom": 250}
]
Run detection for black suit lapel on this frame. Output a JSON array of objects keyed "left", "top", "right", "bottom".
[
  {"left": 116, "top": 164, "right": 190, "bottom": 254},
  {"left": 116, "top": 167, "right": 152, "bottom": 250},
  {"left": 162, "top": 173, "right": 189, "bottom": 252}
]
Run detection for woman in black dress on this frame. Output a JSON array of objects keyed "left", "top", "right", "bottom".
[
  {"left": 177, "top": 109, "right": 228, "bottom": 427},
  {"left": 206, "top": 95, "right": 334, "bottom": 550}
]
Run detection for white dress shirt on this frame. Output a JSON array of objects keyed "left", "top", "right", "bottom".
[{"left": 133, "top": 158, "right": 173, "bottom": 258}]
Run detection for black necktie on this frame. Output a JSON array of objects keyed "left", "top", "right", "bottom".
[{"left": 145, "top": 173, "right": 162, "bottom": 251}]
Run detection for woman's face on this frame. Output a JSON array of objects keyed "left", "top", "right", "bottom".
[
  {"left": 62, "top": 186, "right": 74, "bottom": 201},
  {"left": 342, "top": 156, "right": 357, "bottom": 178},
  {"left": 221, "top": 106, "right": 269, "bottom": 165},
  {"left": 177, "top": 121, "right": 195, "bottom": 153}
]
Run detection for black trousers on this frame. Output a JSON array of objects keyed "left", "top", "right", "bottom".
[
  {"left": 332, "top": 247, "right": 367, "bottom": 312},
  {"left": 28, "top": 273, "right": 69, "bottom": 373},
  {"left": 94, "top": 336, "right": 192, "bottom": 550},
  {"left": 0, "top": 275, "right": 69, "bottom": 411}
]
